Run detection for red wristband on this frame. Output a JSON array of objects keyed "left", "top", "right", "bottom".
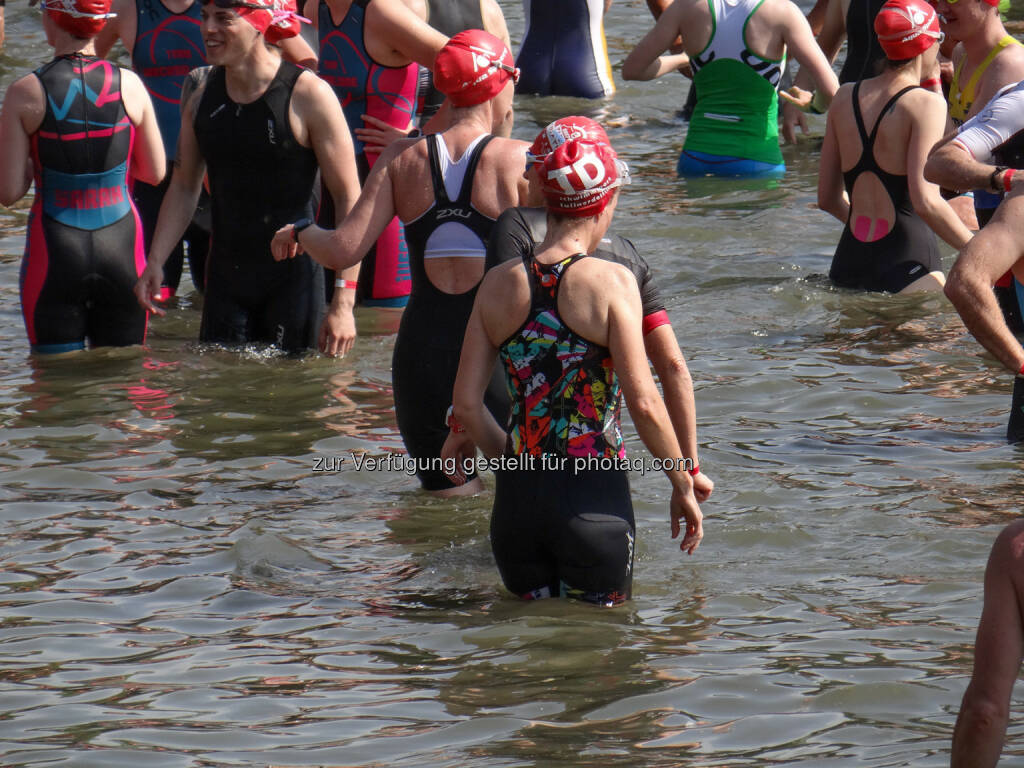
[
  {"left": 920, "top": 77, "right": 941, "bottom": 90},
  {"left": 334, "top": 279, "right": 358, "bottom": 290},
  {"left": 687, "top": 463, "right": 700, "bottom": 477},
  {"left": 1005, "top": 169, "right": 1016, "bottom": 193},
  {"left": 1018, "top": 362, "right": 1024, "bottom": 377},
  {"left": 444, "top": 405, "right": 465, "bottom": 433}
]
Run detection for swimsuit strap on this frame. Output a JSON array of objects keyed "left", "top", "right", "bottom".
[
  {"left": 452, "top": 134, "right": 494, "bottom": 207},
  {"left": 963, "top": 35, "right": 1020, "bottom": 106},
  {"left": 867, "top": 85, "right": 918, "bottom": 145},
  {"left": 528, "top": 252, "right": 588, "bottom": 311},
  {"left": 425, "top": 134, "right": 452, "bottom": 206},
  {"left": 853, "top": 81, "right": 919, "bottom": 152},
  {"left": 851, "top": 80, "right": 871, "bottom": 147},
  {"left": 425, "top": 132, "right": 494, "bottom": 207}
]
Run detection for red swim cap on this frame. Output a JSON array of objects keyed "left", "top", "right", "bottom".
[
  {"left": 528, "top": 116, "right": 610, "bottom": 167},
  {"left": 433, "top": 29, "right": 518, "bottom": 108},
  {"left": 541, "top": 138, "right": 630, "bottom": 218},
  {"left": 42, "top": 0, "right": 116, "bottom": 39},
  {"left": 874, "top": 0, "right": 941, "bottom": 60},
  {"left": 263, "top": 0, "right": 308, "bottom": 44}
]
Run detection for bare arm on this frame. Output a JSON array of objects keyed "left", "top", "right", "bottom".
[
  {"left": 480, "top": 0, "right": 511, "bottom": 51},
  {"left": 0, "top": 76, "right": 41, "bottom": 207},
  {"left": 945, "top": 191, "right": 1024, "bottom": 374},
  {"left": 94, "top": 0, "right": 133, "bottom": 58},
  {"left": 121, "top": 69, "right": 167, "bottom": 186},
  {"left": 622, "top": 4, "right": 690, "bottom": 81},
  {"left": 782, "top": 2, "right": 839, "bottom": 104},
  {"left": 906, "top": 94, "right": 973, "bottom": 250},
  {"left": 924, "top": 135, "right": 1024, "bottom": 195},
  {"left": 794, "top": 0, "right": 844, "bottom": 91},
  {"left": 644, "top": 324, "right": 713, "bottom": 501},
  {"left": 782, "top": 0, "right": 842, "bottom": 142},
  {"left": 278, "top": 34, "right": 318, "bottom": 69},
  {"left": 298, "top": 73, "right": 363, "bottom": 357},
  {"left": 369, "top": 0, "right": 447, "bottom": 70},
  {"left": 452, "top": 283, "right": 508, "bottom": 459},
  {"left": 134, "top": 89, "right": 207, "bottom": 316},
  {"left": 817, "top": 100, "right": 849, "bottom": 223},
  {"left": 951, "top": 521, "right": 1024, "bottom": 768},
  {"left": 275, "top": 139, "right": 406, "bottom": 269},
  {"left": 606, "top": 270, "right": 702, "bottom": 553}
]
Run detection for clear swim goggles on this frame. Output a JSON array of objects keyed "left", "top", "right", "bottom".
[
  {"left": 200, "top": 0, "right": 274, "bottom": 10},
  {"left": 39, "top": 0, "right": 117, "bottom": 19}
]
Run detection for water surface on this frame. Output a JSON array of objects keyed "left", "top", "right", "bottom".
[{"left": 2, "top": 2, "right": 1023, "bottom": 765}]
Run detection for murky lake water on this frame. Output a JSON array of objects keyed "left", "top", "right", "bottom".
[{"left": 2, "top": 1, "right": 1023, "bottom": 765}]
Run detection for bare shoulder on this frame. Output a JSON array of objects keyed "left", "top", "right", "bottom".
[
  {"left": 3, "top": 72, "right": 45, "bottom": 115},
  {"left": 484, "top": 137, "right": 529, "bottom": 167},
  {"left": 756, "top": 0, "right": 803, "bottom": 25},
  {"left": 893, "top": 86, "right": 947, "bottom": 125},
  {"left": 119, "top": 66, "right": 145, "bottom": 92},
  {"left": 480, "top": 0, "right": 511, "bottom": 43},
  {"left": 576, "top": 257, "right": 639, "bottom": 296},
  {"left": 294, "top": 68, "right": 336, "bottom": 102},
  {"left": 378, "top": 134, "right": 429, "bottom": 178},
  {"left": 478, "top": 258, "right": 528, "bottom": 307},
  {"left": 983, "top": 43, "right": 1024, "bottom": 93},
  {"left": 833, "top": 81, "right": 854, "bottom": 105}
]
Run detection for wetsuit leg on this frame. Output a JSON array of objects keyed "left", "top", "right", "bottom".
[
  {"left": 21, "top": 212, "right": 88, "bottom": 353},
  {"left": 199, "top": 276, "right": 251, "bottom": 345},
  {"left": 491, "top": 468, "right": 559, "bottom": 597},
  {"left": 492, "top": 467, "right": 635, "bottom": 604},
  {"left": 24, "top": 212, "right": 146, "bottom": 351},
  {"left": 202, "top": 256, "right": 324, "bottom": 351},
  {"left": 85, "top": 213, "right": 147, "bottom": 346},
  {"left": 392, "top": 330, "right": 479, "bottom": 490},
  {"left": 256, "top": 256, "right": 325, "bottom": 352}
]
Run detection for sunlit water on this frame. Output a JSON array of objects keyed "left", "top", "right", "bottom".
[{"left": 2, "top": 2, "right": 1024, "bottom": 765}]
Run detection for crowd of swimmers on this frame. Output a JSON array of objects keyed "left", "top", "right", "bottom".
[{"left": 1, "top": 0, "right": 1024, "bottom": 761}]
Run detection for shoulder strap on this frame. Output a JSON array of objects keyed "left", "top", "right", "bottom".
[
  {"left": 425, "top": 134, "right": 452, "bottom": 205},
  {"left": 851, "top": 80, "right": 870, "bottom": 146},
  {"left": 866, "top": 85, "right": 918, "bottom": 146},
  {"left": 962, "top": 37, "right": 1015, "bottom": 106},
  {"left": 454, "top": 134, "right": 495, "bottom": 206},
  {"left": 262, "top": 60, "right": 300, "bottom": 124}
]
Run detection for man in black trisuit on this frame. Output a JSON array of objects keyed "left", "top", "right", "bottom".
[{"left": 135, "top": 0, "right": 362, "bottom": 355}]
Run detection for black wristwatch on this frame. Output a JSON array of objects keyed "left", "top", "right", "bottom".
[
  {"left": 291, "top": 217, "right": 313, "bottom": 243},
  {"left": 990, "top": 166, "right": 1009, "bottom": 193}
]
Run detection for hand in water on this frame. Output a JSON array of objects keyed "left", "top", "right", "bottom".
[{"left": 671, "top": 485, "right": 703, "bottom": 555}]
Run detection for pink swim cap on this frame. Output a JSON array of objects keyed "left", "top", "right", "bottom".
[
  {"left": 42, "top": 0, "right": 116, "bottom": 39},
  {"left": 874, "top": 0, "right": 942, "bottom": 60},
  {"left": 433, "top": 29, "right": 518, "bottom": 108},
  {"left": 540, "top": 138, "right": 630, "bottom": 218},
  {"left": 528, "top": 116, "right": 610, "bottom": 167}
]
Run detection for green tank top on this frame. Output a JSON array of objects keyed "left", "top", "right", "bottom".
[{"left": 685, "top": 0, "right": 786, "bottom": 165}]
